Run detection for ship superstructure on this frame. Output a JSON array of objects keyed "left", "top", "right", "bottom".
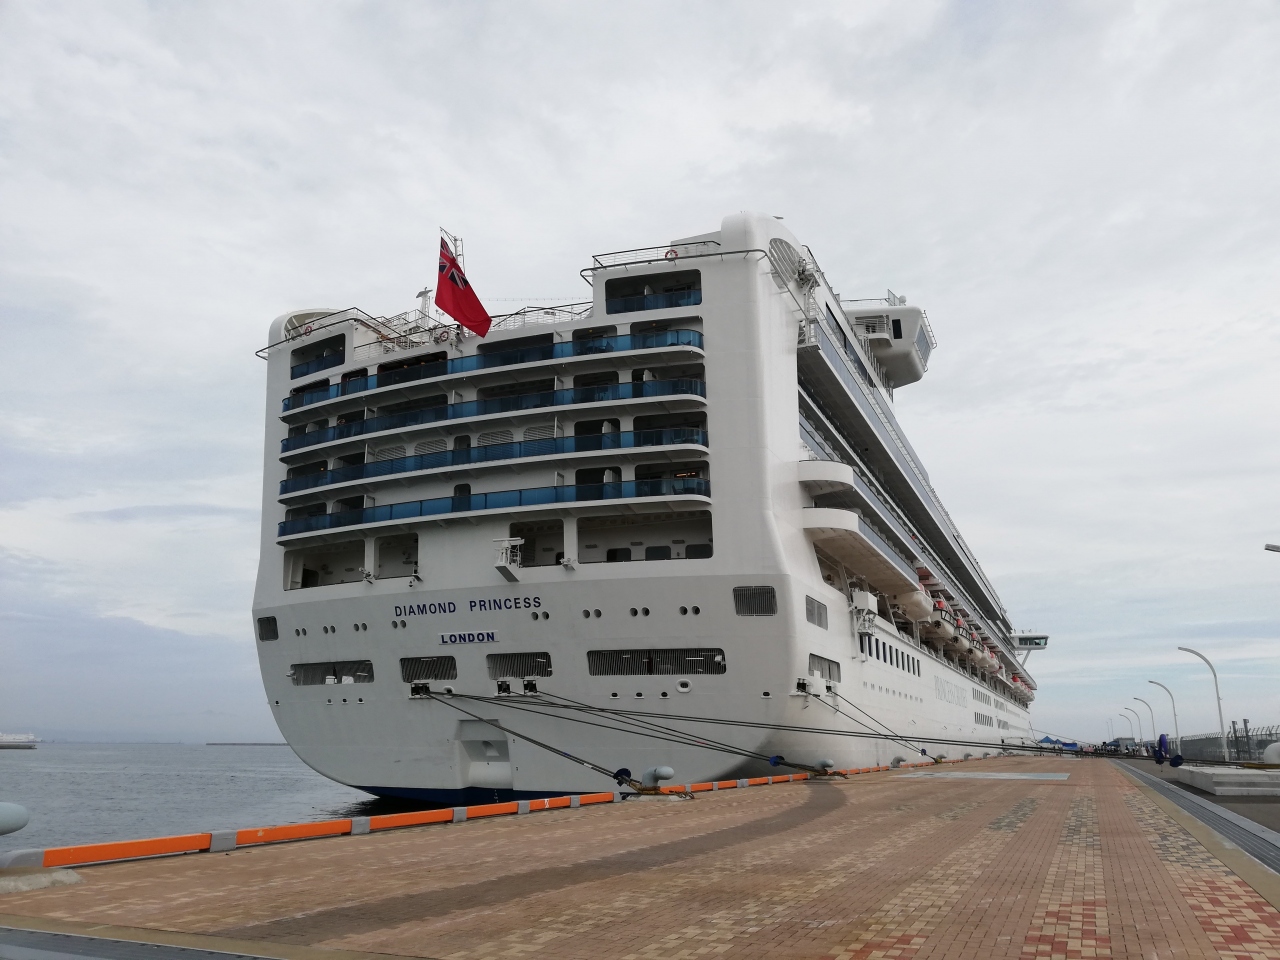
[{"left": 251, "top": 213, "right": 1039, "bottom": 802}]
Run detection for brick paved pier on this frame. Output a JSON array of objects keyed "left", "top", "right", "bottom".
[{"left": 3, "top": 757, "right": 1279, "bottom": 959}]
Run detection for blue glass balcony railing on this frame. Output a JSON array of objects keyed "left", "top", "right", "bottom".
[
  {"left": 604, "top": 290, "right": 702, "bottom": 315},
  {"left": 283, "top": 329, "right": 703, "bottom": 411},
  {"left": 280, "top": 427, "right": 709, "bottom": 494},
  {"left": 281, "top": 379, "right": 706, "bottom": 453},
  {"left": 278, "top": 478, "right": 711, "bottom": 537},
  {"left": 290, "top": 353, "right": 345, "bottom": 380}
]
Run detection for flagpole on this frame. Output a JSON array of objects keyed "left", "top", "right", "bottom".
[{"left": 441, "top": 228, "right": 464, "bottom": 272}]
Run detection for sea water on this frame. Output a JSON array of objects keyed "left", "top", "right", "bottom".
[{"left": 0, "top": 742, "right": 424, "bottom": 854}]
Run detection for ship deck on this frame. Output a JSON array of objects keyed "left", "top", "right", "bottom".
[{"left": 3, "top": 757, "right": 1279, "bottom": 960}]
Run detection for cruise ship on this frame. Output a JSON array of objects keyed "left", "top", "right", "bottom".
[{"left": 251, "top": 213, "right": 1041, "bottom": 803}]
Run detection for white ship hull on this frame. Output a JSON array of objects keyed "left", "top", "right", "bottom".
[{"left": 252, "top": 213, "right": 1039, "bottom": 803}]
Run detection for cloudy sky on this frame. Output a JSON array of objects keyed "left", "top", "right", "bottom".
[{"left": 1, "top": 1, "right": 1276, "bottom": 745}]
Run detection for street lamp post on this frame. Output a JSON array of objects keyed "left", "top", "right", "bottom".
[
  {"left": 1120, "top": 713, "right": 1135, "bottom": 751},
  {"left": 1124, "top": 707, "right": 1144, "bottom": 754},
  {"left": 1135, "top": 697, "right": 1157, "bottom": 749},
  {"left": 1149, "top": 680, "right": 1181, "bottom": 754},
  {"left": 1178, "top": 647, "right": 1229, "bottom": 762}
]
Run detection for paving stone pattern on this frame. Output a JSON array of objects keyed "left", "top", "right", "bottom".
[{"left": 1, "top": 758, "right": 1278, "bottom": 959}]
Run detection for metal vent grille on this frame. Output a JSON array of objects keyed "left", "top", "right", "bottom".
[
  {"left": 808, "top": 653, "right": 841, "bottom": 682},
  {"left": 290, "top": 660, "right": 374, "bottom": 686},
  {"left": 486, "top": 652, "right": 553, "bottom": 678},
  {"left": 805, "top": 596, "right": 828, "bottom": 629},
  {"left": 478, "top": 429, "right": 514, "bottom": 446},
  {"left": 768, "top": 238, "right": 800, "bottom": 288},
  {"left": 523, "top": 423, "right": 556, "bottom": 441},
  {"left": 733, "top": 585, "right": 777, "bottom": 616},
  {"left": 400, "top": 656, "right": 458, "bottom": 682},
  {"left": 587, "top": 648, "right": 726, "bottom": 676},
  {"left": 375, "top": 445, "right": 406, "bottom": 461}
]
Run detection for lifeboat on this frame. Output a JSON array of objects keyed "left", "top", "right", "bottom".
[{"left": 891, "top": 589, "right": 933, "bottom": 621}]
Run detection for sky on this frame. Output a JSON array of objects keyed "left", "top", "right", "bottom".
[{"left": 0, "top": 1, "right": 1276, "bottom": 745}]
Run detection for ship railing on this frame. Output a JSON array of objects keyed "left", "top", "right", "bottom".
[
  {"left": 591, "top": 240, "right": 721, "bottom": 268},
  {"left": 488, "top": 301, "right": 594, "bottom": 332},
  {"left": 799, "top": 405, "right": 1017, "bottom": 665},
  {"left": 278, "top": 478, "right": 711, "bottom": 537},
  {"left": 280, "top": 428, "right": 709, "bottom": 494},
  {"left": 281, "top": 379, "right": 707, "bottom": 453},
  {"left": 803, "top": 314, "right": 1007, "bottom": 622},
  {"left": 286, "top": 330, "right": 704, "bottom": 412}
]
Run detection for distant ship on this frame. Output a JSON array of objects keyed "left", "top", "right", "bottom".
[
  {"left": 251, "top": 212, "right": 1043, "bottom": 803},
  {"left": 0, "top": 733, "right": 38, "bottom": 750}
]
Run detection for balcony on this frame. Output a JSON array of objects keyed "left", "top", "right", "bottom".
[
  {"left": 278, "top": 478, "right": 712, "bottom": 538},
  {"left": 605, "top": 290, "right": 702, "bottom": 315},
  {"left": 290, "top": 352, "right": 345, "bottom": 380},
  {"left": 281, "top": 428, "right": 709, "bottom": 495},
  {"left": 283, "top": 329, "right": 704, "bottom": 412},
  {"left": 280, "top": 379, "right": 707, "bottom": 453}
]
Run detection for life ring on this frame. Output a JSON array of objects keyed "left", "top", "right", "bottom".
[
  {"left": 664, "top": 248, "right": 679, "bottom": 261},
  {"left": 302, "top": 324, "right": 313, "bottom": 337}
]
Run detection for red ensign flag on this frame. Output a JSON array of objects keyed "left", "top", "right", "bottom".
[{"left": 435, "top": 239, "right": 492, "bottom": 337}]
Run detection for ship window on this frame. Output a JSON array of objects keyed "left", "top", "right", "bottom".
[
  {"left": 645, "top": 545, "right": 671, "bottom": 561},
  {"left": 606, "top": 547, "right": 632, "bottom": 562},
  {"left": 805, "top": 596, "right": 828, "bottom": 629},
  {"left": 808, "top": 654, "right": 841, "bottom": 682},
  {"left": 572, "top": 325, "right": 617, "bottom": 341},
  {"left": 892, "top": 318, "right": 903, "bottom": 339},
  {"left": 487, "top": 653, "right": 552, "bottom": 678},
  {"left": 587, "top": 648, "right": 725, "bottom": 676},
  {"left": 290, "top": 660, "right": 374, "bottom": 686},
  {"left": 605, "top": 271, "right": 702, "bottom": 314},
  {"left": 256, "top": 617, "right": 279, "bottom": 642},
  {"left": 400, "top": 656, "right": 458, "bottom": 682},
  {"left": 477, "top": 333, "right": 553, "bottom": 355},
  {"left": 733, "top": 586, "right": 777, "bottom": 616},
  {"left": 686, "top": 543, "right": 713, "bottom": 559}
]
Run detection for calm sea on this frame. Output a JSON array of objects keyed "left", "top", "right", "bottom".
[{"left": 0, "top": 742, "right": 433, "bottom": 854}]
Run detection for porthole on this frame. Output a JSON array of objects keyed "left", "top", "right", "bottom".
[
  {"left": 679, "top": 606, "right": 688, "bottom": 615},
  {"left": 634, "top": 691, "right": 644, "bottom": 698},
  {"left": 352, "top": 623, "right": 359, "bottom": 632},
  {"left": 610, "top": 692, "right": 619, "bottom": 698},
  {"left": 582, "top": 609, "right": 590, "bottom": 619},
  {"left": 641, "top": 607, "right": 649, "bottom": 616},
  {"left": 676, "top": 679, "right": 692, "bottom": 693},
  {"left": 273, "top": 699, "right": 280, "bottom": 705},
  {"left": 301, "top": 628, "right": 307, "bottom": 636},
  {"left": 357, "top": 697, "right": 364, "bottom": 703},
  {"left": 322, "top": 626, "right": 329, "bottom": 634},
  {"left": 531, "top": 612, "right": 540, "bottom": 621},
  {"left": 593, "top": 609, "right": 601, "bottom": 618},
  {"left": 762, "top": 691, "right": 771, "bottom": 698},
  {"left": 361, "top": 623, "right": 367, "bottom": 630},
  {"left": 294, "top": 629, "right": 300, "bottom": 637},
  {"left": 691, "top": 606, "right": 701, "bottom": 615},
  {"left": 629, "top": 608, "right": 638, "bottom": 617},
  {"left": 660, "top": 691, "right": 669, "bottom": 698},
  {"left": 392, "top": 621, "right": 398, "bottom": 629},
  {"left": 330, "top": 625, "right": 336, "bottom": 633},
  {"left": 341, "top": 698, "right": 348, "bottom": 703},
  {"left": 326, "top": 698, "right": 332, "bottom": 704},
  {"left": 541, "top": 611, "right": 549, "bottom": 620},
  {"left": 400, "top": 619, "right": 407, "bottom": 628}
]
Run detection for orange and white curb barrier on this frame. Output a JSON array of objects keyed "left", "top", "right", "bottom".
[{"left": 0, "top": 761, "right": 934, "bottom": 870}]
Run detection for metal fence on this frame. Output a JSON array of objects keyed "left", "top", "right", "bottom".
[{"left": 1178, "top": 722, "right": 1278, "bottom": 762}]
